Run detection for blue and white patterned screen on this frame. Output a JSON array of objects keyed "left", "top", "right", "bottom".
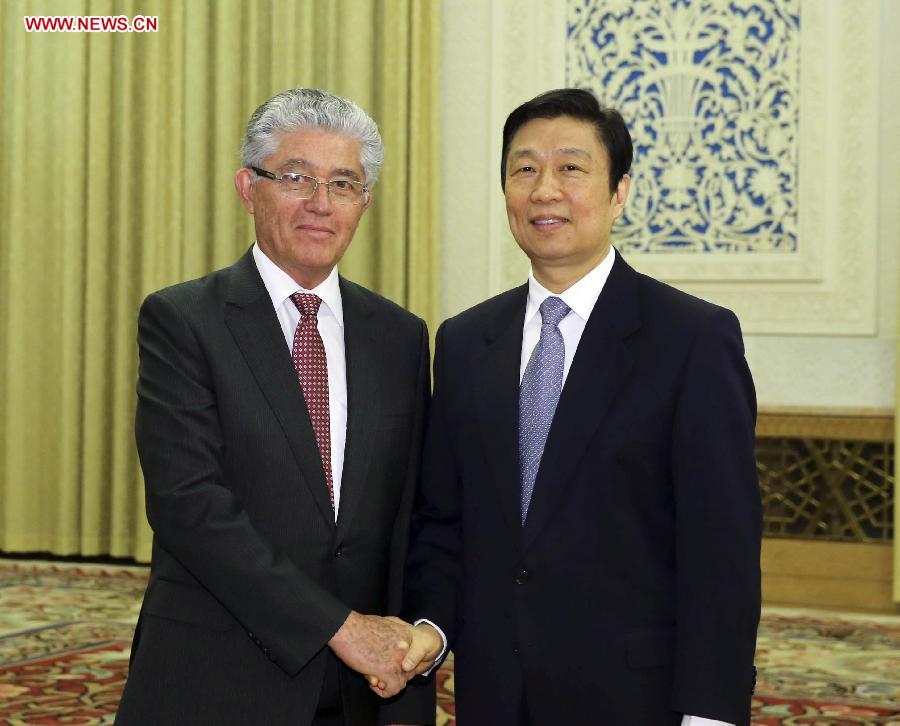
[{"left": 567, "top": 0, "right": 800, "bottom": 254}]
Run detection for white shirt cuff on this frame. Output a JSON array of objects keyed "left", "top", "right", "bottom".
[{"left": 682, "top": 716, "right": 733, "bottom": 726}]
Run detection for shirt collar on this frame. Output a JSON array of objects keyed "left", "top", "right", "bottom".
[
  {"left": 525, "top": 246, "right": 616, "bottom": 325},
  {"left": 252, "top": 242, "right": 344, "bottom": 327}
]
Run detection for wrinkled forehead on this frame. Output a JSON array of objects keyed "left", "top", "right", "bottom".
[{"left": 267, "top": 127, "right": 365, "bottom": 178}]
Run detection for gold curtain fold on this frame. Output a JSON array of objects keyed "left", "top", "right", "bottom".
[{"left": 0, "top": 0, "right": 440, "bottom": 561}]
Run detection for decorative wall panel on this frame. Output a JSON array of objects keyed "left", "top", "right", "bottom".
[
  {"left": 563, "top": 0, "right": 880, "bottom": 334},
  {"left": 569, "top": 0, "right": 800, "bottom": 258},
  {"left": 756, "top": 411, "right": 895, "bottom": 543},
  {"left": 443, "top": 0, "right": 885, "bottom": 334}
]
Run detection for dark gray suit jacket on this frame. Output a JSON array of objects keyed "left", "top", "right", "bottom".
[
  {"left": 404, "top": 251, "right": 760, "bottom": 725},
  {"left": 116, "top": 250, "right": 434, "bottom": 725}
]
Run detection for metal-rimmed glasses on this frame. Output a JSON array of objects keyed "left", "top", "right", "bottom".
[{"left": 251, "top": 166, "right": 368, "bottom": 205}]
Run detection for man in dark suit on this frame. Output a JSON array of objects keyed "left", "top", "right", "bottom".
[
  {"left": 116, "top": 88, "right": 436, "bottom": 726},
  {"left": 400, "top": 89, "right": 761, "bottom": 725}
]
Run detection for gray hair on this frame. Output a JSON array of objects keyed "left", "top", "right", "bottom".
[{"left": 241, "top": 88, "right": 384, "bottom": 185}]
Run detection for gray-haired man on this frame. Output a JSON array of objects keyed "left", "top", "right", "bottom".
[{"left": 116, "top": 89, "right": 439, "bottom": 726}]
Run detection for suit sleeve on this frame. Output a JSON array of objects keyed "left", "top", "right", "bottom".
[
  {"left": 401, "top": 321, "right": 465, "bottom": 650},
  {"left": 135, "top": 291, "right": 350, "bottom": 676},
  {"left": 379, "top": 320, "right": 438, "bottom": 725},
  {"left": 670, "top": 308, "right": 761, "bottom": 724}
]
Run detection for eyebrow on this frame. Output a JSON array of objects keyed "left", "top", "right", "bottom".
[
  {"left": 331, "top": 167, "right": 363, "bottom": 182},
  {"left": 508, "top": 147, "right": 593, "bottom": 162},
  {"left": 280, "top": 158, "right": 363, "bottom": 182},
  {"left": 556, "top": 147, "right": 592, "bottom": 159}
]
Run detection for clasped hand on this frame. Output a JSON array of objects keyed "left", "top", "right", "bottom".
[{"left": 328, "top": 611, "right": 442, "bottom": 698}]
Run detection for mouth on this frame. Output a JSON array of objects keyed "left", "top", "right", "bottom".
[
  {"left": 530, "top": 215, "right": 569, "bottom": 230},
  {"left": 295, "top": 224, "right": 334, "bottom": 237}
]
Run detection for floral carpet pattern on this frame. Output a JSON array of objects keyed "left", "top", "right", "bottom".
[
  {"left": 0, "top": 562, "right": 145, "bottom": 724},
  {"left": 752, "top": 609, "right": 900, "bottom": 724},
  {"left": 1, "top": 560, "right": 899, "bottom": 724}
]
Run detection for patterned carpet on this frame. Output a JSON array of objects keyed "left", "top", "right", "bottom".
[{"left": 1, "top": 561, "right": 899, "bottom": 724}]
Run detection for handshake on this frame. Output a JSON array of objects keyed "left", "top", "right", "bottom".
[{"left": 329, "top": 611, "right": 444, "bottom": 698}]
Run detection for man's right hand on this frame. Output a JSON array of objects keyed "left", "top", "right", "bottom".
[{"left": 328, "top": 611, "right": 412, "bottom": 696}]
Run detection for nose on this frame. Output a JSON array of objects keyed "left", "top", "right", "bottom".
[
  {"left": 303, "top": 180, "right": 333, "bottom": 214},
  {"left": 530, "top": 168, "right": 562, "bottom": 202}
]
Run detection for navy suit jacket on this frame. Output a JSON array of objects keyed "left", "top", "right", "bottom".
[
  {"left": 117, "top": 250, "right": 435, "bottom": 726},
  {"left": 404, "top": 251, "right": 760, "bottom": 725}
]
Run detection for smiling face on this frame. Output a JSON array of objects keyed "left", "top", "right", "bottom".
[
  {"left": 504, "top": 115, "right": 630, "bottom": 292},
  {"left": 235, "top": 127, "right": 372, "bottom": 289}
]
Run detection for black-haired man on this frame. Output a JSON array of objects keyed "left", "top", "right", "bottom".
[{"left": 401, "top": 89, "right": 761, "bottom": 725}]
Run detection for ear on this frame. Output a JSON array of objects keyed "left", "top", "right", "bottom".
[
  {"left": 235, "top": 168, "right": 256, "bottom": 214},
  {"left": 362, "top": 188, "right": 374, "bottom": 211},
  {"left": 611, "top": 173, "right": 631, "bottom": 220}
]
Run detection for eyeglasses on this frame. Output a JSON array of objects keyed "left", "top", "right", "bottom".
[{"left": 251, "top": 166, "right": 368, "bottom": 205}]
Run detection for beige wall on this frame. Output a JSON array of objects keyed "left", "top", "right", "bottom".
[{"left": 746, "top": 0, "right": 898, "bottom": 409}]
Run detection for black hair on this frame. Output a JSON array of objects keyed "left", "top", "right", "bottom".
[{"left": 500, "top": 88, "right": 633, "bottom": 193}]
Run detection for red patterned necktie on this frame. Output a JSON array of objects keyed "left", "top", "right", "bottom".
[{"left": 289, "top": 292, "right": 334, "bottom": 510}]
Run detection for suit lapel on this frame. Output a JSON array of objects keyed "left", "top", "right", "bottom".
[
  {"left": 473, "top": 285, "right": 529, "bottom": 537},
  {"left": 223, "top": 251, "right": 336, "bottom": 528},
  {"left": 334, "top": 278, "right": 381, "bottom": 538},
  {"left": 523, "top": 253, "right": 642, "bottom": 549}
]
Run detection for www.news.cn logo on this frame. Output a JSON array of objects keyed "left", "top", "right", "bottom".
[{"left": 24, "top": 15, "right": 159, "bottom": 33}]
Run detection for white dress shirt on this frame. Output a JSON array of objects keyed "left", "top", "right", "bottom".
[
  {"left": 520, "top": 248, "right": 730, "bottom": 726},
  {"left": 252, "top": 243, "right": 347, "bottom": 520},
  {"left": 519, "top": 246, "right": 615, "bottom": 384}
]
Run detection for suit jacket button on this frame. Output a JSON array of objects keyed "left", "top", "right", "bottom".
[
  {"left": 514, "top": 568, "right": 529, "bottom": 585},
  {"left": 335, "top": 545, "right": 343, "bottom": 557}
]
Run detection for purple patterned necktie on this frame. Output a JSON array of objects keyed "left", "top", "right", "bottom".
[
  {"left": 289, "top": 292, "right": 334, "bottom": 510},
  {"left": 519, "top": 296, "right": 570, "bottom": 524}
]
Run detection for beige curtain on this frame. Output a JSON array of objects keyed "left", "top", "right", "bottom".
[{"left": 0, "top": 0, "right": 440, "bottom": 561}]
